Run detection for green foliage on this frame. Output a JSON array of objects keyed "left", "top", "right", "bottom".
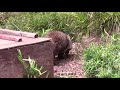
[
  {"left": 0, "top": 12, "right": 120, "bottom": 42},
  {"left": 0, "top": 12, "right": 120, "bottom": 78},
  {"left": 17, "top": 49, "right": 49, "bottom": 78},
  {"left": 83, "top": 33, "right": 120, "bottom": 78},
  {"left": 0, "top": 12, "right": 19, "bottom": 28},
  {"left": 3, "top": 12, "right": 88, "bottom": 40}
]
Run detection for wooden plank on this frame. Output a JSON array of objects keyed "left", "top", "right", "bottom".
[
  {"left": 0, "top": 37, "right": 52, "bottom": 50},
  {"left": 0, "top": 29, "right": 39, "bottom": 38},
  {"left": 0, "top": 34, "right": 22, "bottom": 42}
]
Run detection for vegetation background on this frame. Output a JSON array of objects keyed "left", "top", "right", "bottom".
[{"left": 0, "top": 12, "right": 120, "bottom": 78}]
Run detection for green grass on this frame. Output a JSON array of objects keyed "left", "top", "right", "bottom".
[
  {"left": 83, "top": 33, "right": 120, "bottom": 78},
  {"left": 0, "top": 12, "right": 120, "bottom": 42}
]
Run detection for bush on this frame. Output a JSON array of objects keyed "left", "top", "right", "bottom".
[{"left": 83, "top": 33, "right": 120, "bottom": 78}]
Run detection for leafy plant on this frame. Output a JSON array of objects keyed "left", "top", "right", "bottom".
[
  {"left": 17, "top": 49, "right": 49, "bottom": 78},
  {"left": 41, "top": 28, "right": 52, "bottom": 37},
  {"left": 83, "top": 33, "right": 120, "bottom": 78},
  {"left": 0, "top": 12, "right": 120, "bottom": 42}
]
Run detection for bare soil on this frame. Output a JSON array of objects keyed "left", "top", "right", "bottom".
[{"left": 54, "top": 42, "right": 84, "bottom": 78}]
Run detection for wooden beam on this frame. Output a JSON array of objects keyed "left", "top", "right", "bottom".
[
  {"left": 0, "top": 34, "right": 22, "bottom": 42},
  {"left": 0, "top": 29, "right": 39, "bottom": 38}
]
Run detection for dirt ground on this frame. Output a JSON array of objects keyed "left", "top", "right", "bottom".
[
  {"left": 54, "top": 42, "right": 84, "bottom": 78},
  {"left": 54, "top": 55, "right": 84, "bottom": 78},
  {"left": 54, "top": 35, "right": 101, "bottom": 78}
]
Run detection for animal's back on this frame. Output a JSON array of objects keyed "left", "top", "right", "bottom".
[{"left": 44, "top": 30, "right": 72, "bottom": 59}]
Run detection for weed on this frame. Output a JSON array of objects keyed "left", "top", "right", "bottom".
[
  {"left": 17, "top": 49, "right": 49, "bottom": 78},
  {"left": 83, "top": 33, "right": 120, "bottom": 78}
]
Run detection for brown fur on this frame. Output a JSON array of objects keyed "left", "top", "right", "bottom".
[{"left": 44, "top": 31, "right": 72, "bottom": 59}]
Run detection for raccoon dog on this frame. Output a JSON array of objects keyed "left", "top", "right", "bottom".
[{"left": 45, "top": 31, "right": 72, "bottom": 59}]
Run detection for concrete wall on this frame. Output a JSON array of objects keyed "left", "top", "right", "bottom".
[{"left": 0, "top": 40, "right": 54, "bottom": 78}]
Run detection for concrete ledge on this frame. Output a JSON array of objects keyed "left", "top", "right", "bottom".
[{"left": 0, "top": 38, "right": 54, "bottom": 78}]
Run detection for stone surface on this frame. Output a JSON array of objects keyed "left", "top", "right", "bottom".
[{"left": 0, "top": 37, "right": 54, "bottom": 78}]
